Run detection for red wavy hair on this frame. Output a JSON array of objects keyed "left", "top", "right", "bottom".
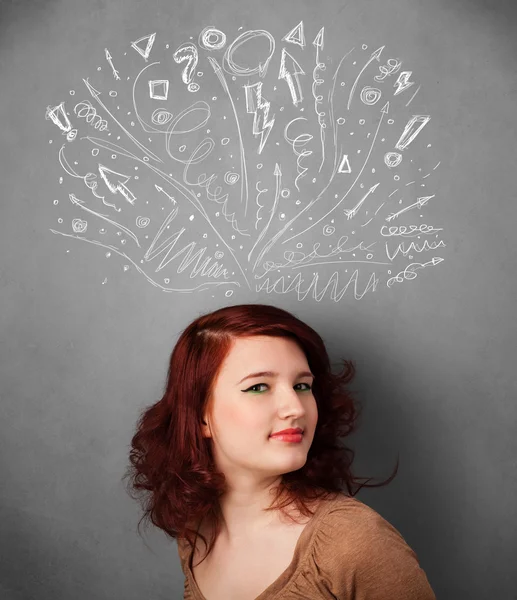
[{"left": 124, "top": 303, "right": 398, "bottom": 563}]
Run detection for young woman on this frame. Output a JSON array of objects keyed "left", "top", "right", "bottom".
[{"left": 125, "top": 303, "right": 436, "bottom": 599}]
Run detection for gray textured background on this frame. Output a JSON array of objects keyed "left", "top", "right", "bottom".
[{"left": 1, "top": 0, "right": 516, "bottom": 598}]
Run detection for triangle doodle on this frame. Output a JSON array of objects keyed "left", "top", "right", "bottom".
[
  {"left": 338, "top": 154, "right": 352, "bottom": 173},
  {"left": 131, "top": 33, "right": 156, "bottom": 61},
  {"left": 282, "top": 21, "right": 305, "bottom": 48}
]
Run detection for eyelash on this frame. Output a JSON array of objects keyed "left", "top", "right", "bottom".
[{"left": 243, "top": 383, "right": 313, "bottom": 393}]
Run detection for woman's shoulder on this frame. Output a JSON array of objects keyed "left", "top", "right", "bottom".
[{"left": 306, "top": 493, "right": 437, "bottom": 599}]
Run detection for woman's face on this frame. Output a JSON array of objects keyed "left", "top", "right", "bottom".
[{"left": 201, "top": 335, "right": 318, "bottom": 484}]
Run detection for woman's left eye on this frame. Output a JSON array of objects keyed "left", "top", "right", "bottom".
[{"left": 244, "top": 383, "right": 312, "bottom": 393}]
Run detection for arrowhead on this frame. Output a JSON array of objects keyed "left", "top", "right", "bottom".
[
  {"left": 370, "top": 182, "right": 380, "bottom": 193},
  {"left": 69, "top": 193, "right": 83, "bottom": 205},
  {"left": 274, "top": 163, "right": 282, "bottom": 176},
  {"left": 312, "top": 27, "right": 324, "bottom": 49},
  {"left": 83, "top": 78, "right": 101, "bottom": 97},
  {"left": 432, "top": 257, "right": 444, "bottom": 265},
  {"left": 279, "top": 48, "right": 305, "bottom": 78},
  {"left": 381, "top": 101, "right": 389, "bottom": 114},
  {"left": 371, "top": 45, "right": 385, "bottom": 61},
  {"left": 155, "top": 184, "right": 163, "bottom": 192}
]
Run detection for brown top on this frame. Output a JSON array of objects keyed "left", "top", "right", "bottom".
[{"left": 176, "top": 493, "right": 436, "bottom": 599}]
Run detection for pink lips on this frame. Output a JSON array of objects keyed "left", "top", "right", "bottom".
[
  {"left": 269, "top": 428, "right": 304, "bottom": 443},
  {"left": 270, "top": 427, "right": 303, "bottom": 436}
]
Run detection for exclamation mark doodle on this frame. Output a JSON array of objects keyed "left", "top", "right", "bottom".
[
  {"left": 173, "top": 43, "right": 200, "bottom": 92},
  {"left": 384, "top": 115, "right": 430, "bottom": 168}
]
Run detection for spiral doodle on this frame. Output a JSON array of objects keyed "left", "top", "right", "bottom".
[
  {"left": 360, "top": 86, "right": 382, "bottom": 106},
  {"left": 151, "top": 108, "right": 174, "bottom": 125},
  {"left": 384, "top": 152, "right": 403, "bottom": 168},
  {"left": 136, "top": 216, "right": 150, "bottom": 228},
  {"left": 224, "top": 171, "right": 240, "bottom": 185},
  {"left": 72, "top": 218, "right": 87, "bottom": 233},
  {"left": 74, "top": 100, "right": 109, "bottom": 131},
  {"left": 199, "top": 27, "right": 227, "bottom": 51},
  {"left": 323, "top": 224, "right": 335, "bottom": 236}
]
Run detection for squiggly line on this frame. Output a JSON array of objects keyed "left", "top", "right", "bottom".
[
  {"left": 74, "top": 100, "right": 109, "bottom": 131},
  {"left": 386, "top": 257, "right": 444, "bottom": 287},
  {"left": 283, "top": 117, "right": 313, "bottom": 192},
  {"left": 254, "top": 181, "right": 269, "bottom": 229},
  {"left": 49, "top": 229, "right": 240, "bottom": 292},
  {"left": 312, "top": 27, "right": 327, "bottom": 172},
  {"left": 85, "top": 135, "right": 251, "bottom": 289},
  {"left": 254, "top": 270, "right": 379, "bottom": 301}
]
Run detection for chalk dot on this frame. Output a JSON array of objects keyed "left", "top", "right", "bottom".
[
  {"left": 197, "top": 71, "right": 203, "bottom": 76},
  {"left": 53, "top": 199, "right": 59, "bottom": 205},
  {"left": 359, "top": 119, "right": 365, "bottom": 124},
  {"left": 69, "top": 90, "right": 75, "bottom": 95},
  {"left": 427, "top": 144, "right": 432, "bottom": 147},
  {"left": 353, "top": 61, "right": 357, "bottom": 65},
  {"left": 179, "top": 145, "right": 186, "bottom": 152},
  {"left": 92, "top": 149, "right": 99, "bottom": 156},
  {"left": 362, "top": 44, "right": 368, "bottom": 50},
  {"left": 340, "top": 82, "right": 345, "bottom": 86},
  {"left": 357, "top": 149, "right": 361, "bottom": 153},
  {"left": 394, "top": 175, "right": 400, "bottom": 181},
  {"left": 257, "top": 163, "right": 263, "bottom": 169},
  {"left": 337, "top": 117, "right": 345, "bottom": 124},
  {"left": 222, "top": 138, "right": 230, "bottom": 145},
  {"left": 381, "top": 138, "right": 385, "bottom": 142},
  {"left": 143, "top": 157, "right": 149, "bottom": 161},
  {"left": 58, "top": 218, "right": 63, "bottom": 223},
  {"left": 112, "top": 154, "right": 117, "bottom": 159},
  {"left": 388, "top": 119, "right": 394, "bottom": 124},
  {"left": 212, "top": 96, "right": 217, "bottom": 100},
  {"left": 49, "top": 140, "right": 53, "bottom": 144},
  {"left": 372, "top": 168, "right": 376, "bottom": 173},
  {"left": 130, "top": 121, "right": 135, "bottom": 126},
  {"left": 350, "top": 131, "right": 354, "bottom": 135},
  {"left": 97, "top": 67, "right": 101, "bottom": 71},
  {"left": 109, "top": 91, "right": 117, "bottom": 97},
  {"left": 280, "top": 106, "right": 284, "bottom": 111}
]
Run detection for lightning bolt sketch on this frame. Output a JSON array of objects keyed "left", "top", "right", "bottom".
[{"left": 244, "top": 82, "right": 276, "bottom": 154}]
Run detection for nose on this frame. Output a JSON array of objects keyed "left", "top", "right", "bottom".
[{"left": 277, "top": 386, "right": 308, "bottom": 416}]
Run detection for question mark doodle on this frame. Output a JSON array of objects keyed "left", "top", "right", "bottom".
[{"left": 173, "top": 43, "right": 200, "bottom": 92}]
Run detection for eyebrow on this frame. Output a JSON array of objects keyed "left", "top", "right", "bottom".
[{"left": 237, "top": 371, "right": 314, "bottom": 385}]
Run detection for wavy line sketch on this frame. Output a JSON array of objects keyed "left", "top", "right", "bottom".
[
  {"left": 312, "top": 27, "right": 327, "bottom": 172},
  {"left": 44, "top": 24, "right": 446, "bottom": 300}
]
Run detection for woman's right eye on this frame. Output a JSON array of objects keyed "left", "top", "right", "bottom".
[{"left": 244, "top": 383, "right": 268, "bottom": 393}]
